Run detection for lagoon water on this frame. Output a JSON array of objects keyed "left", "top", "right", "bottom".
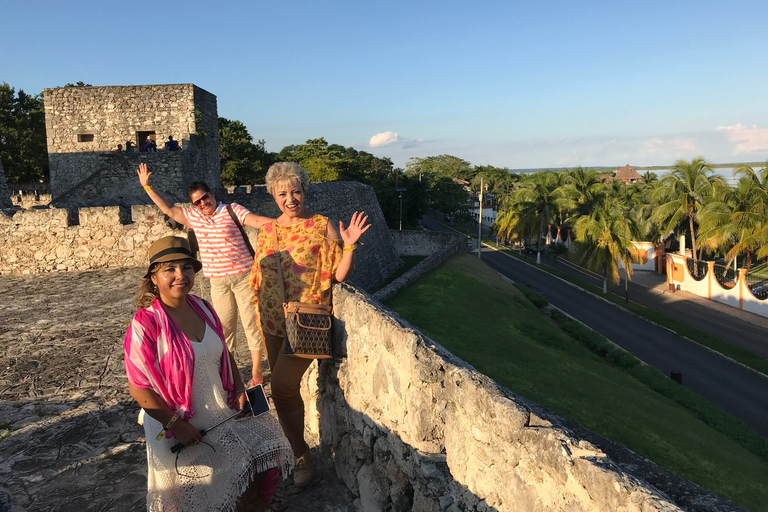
[{"left": 641, "top": 165, "right": 764, "bottom": 186}]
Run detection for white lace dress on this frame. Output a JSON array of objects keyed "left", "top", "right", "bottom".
[{"left": 142, "top": 325, "right": 293, "bottom": 512}]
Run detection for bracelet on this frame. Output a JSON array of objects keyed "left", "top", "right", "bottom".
[
  {"left": 144, "top": 185, "right": 152, "bottom": 192},
  {"left": 343, "top": 244, "right": 357, "bottom": 252},
  {"left": 156, "top": 413, "right": 178, "bottom": 440}
]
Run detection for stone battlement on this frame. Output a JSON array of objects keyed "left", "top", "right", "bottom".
[{"left": 0, "top": 181, "right": 400, "bottom": 291}]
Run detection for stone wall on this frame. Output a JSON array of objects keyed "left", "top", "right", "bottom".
[
  {"left": 391, "top": 230, "right": 469, "bottom": 257},
  {"left": 43, "top": 84, "right": 220, "bottom": 204},
  {"left": 5, "top": 182, "right": 50, "bottom": 209},
  {"left": 0, "top": 160, "right": 13, "bottom": 209},
  {"left": 0, "top": 205, "right": 181, "bottom": 273},
  {"left": 0, "top": 181, "right": 400, "bottom": 290},
  {"left": 373, "top": 231, "right": 469, "bottom": 302},
  {"left": 296, "top": 284, "right": 743, "bottom": 512}
]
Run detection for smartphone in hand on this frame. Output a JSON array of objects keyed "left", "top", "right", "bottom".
[{"left": 244, "top": 384, "right": 270, "bottom": 417}]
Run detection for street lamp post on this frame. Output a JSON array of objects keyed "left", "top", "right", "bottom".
[
  {"left": 396, "top": 187, "right": 407, "bottom": 231},
  {"left": 477, "top": 177, "right": 483, "bottom": 258},
  {"left": 624, "top": 221, "right": 628, "bottom": 302},
  {"left": 623, "top": 213, "right": 629, "bottom": 303}
]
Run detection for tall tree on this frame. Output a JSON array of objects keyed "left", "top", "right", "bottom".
[
  {"left": 651, "top": 157, "right": 723, "bottom": 261},
  {"left": 573, "top": 193, "right": 639, "bottom": 293},
  {"left": 405, "top": 155, "right": 474, "bottom": 181},
  {"left": 277, "top": 137, "right": 344, "bottom": 182},
  {"left": 558, "top": 167, "right": 603, "bottom": 218},
  {"left": 471, "top": 165, "right": 519, "bottom": 205},
  {"left": 0, "top": 83, "right": 48, "bottom": 183},
  {"left": 218, "top": 117, "right": 275, "bottom": 186},
  {"left": 495, "top": 171, "right": 562, "bottom": 252},
  {"left": 276, "top": 137, "right": 427, "bottom": 228},
  {"left": 698, "top": 163, "right": 768, "bottom": 269}
]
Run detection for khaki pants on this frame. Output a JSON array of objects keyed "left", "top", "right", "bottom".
[
  {"left": 263, "top": 333, "right": 312, "bottom": 414},
  {"left": 209, "top": 271, "right": 263, "bottom": 353}
]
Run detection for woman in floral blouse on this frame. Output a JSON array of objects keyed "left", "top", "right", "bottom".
[{"left": 243, "top": 162, "right": 369, "bottom": 487}]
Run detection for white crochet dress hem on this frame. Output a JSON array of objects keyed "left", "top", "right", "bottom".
[{"left": 141, "top": 325, "right": 293, "bottom": 512}]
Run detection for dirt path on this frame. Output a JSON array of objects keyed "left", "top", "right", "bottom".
[{"left": 0, "top": 268, "right": 354, "bottom": 512}]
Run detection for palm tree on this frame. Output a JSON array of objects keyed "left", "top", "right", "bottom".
[
  {"left": 651, "top": 157, "right": 723, "bottom": 262},
  {"left": 495, "top": 171, "right": 563, "bottom": 262},
  {"left": 641, "top": 171, "right": 658, "bottom": 186},
  {"left": 572, "top": 192, "right": 639, "bottom": 293},
  {"left": 557, "top": 167, "right": 603, "bottom": 217},
  {"left": 699, "top": 163, "right": 768, "bottom": 270}
]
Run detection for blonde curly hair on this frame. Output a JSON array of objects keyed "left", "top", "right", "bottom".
[{"left": 265, "top": 162, "right": 309, "bottom": 197}]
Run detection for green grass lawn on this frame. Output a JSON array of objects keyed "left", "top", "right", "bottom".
[
  {"left": 384, "top": 254, "right": 768, "bottom": 511},
  {"left": 368, "top": 255, "right": 427, "bottom": 293}
]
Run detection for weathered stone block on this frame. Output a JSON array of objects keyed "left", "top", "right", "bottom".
[{"left": 357, "top": 463, "right": 388, "bottom": 512}]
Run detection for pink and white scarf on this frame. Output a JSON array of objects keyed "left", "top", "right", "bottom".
[{"left": 124, "top": 295, "right": 236, "bottom": 435}]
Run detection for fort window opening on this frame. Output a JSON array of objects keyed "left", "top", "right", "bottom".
[
  {"left": 77, "top": 134, "right": 94, "bottom": 142},
  {"left": 137, "top": 131, "right": 156, "bottom": 151}
]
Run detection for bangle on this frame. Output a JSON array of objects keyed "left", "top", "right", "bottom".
[
  {"left": 343, "top": 244, "right": 357, "bottom": 252},
  {"left": 156, "top": 413, "right": 179, "bottom": 440},
  {"left": 144, "top": 185, "right": 152, "bottom": 192}
]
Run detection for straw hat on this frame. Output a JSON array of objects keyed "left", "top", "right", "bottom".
[{"left": 144, "top": 236, "right": 202, "bottom": 277}]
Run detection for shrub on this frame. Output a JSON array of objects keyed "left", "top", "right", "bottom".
[{"left": 513, "top": 283, "right": 548, "bottom": 309}]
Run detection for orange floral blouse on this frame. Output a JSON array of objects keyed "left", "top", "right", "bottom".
[{"left": 249, "top": 215, "right": 342, "bottom": 337}]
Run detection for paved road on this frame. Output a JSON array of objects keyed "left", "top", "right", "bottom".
[
  {"left": 539, "top": 252, "right": 768, "bottom": 359},
  {"left": 422, "top": 218, "right": 768, "bottom": 436}
]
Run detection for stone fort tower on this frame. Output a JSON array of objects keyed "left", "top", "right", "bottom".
[{"left": 43, "top": 84, "right": 219, "bottom": 204}]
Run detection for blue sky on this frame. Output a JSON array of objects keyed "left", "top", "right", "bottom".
[{"left": 2, "top": 0, "right": 766, "bottom": 170}]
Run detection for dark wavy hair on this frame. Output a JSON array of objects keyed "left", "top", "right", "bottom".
[{"left": 186, "top": 181, "right": 212, "bottom": 200}]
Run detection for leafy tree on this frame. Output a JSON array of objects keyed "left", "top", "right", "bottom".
[
  {"left": 558, "top": 167, "right": 604, "bottom": 219},
  {"left": 651, "top": 158, "right": 723, "bottom": 261},
  {"left": 496, "top": 171, "right": 563, "bottom": 252},
  {"left": 471, "top": 165, "right": 519, "bottom": 206},
  {"left": 699, "top": 163, "right": 768, "bottom": 269},
  {"left": 218, "top": 117, "right": 275, "bottom": 186},
  {"left": 276, "top": 137, "right": 428, "bottom": 228},
  {"left": 573, "top": 193, "right": 639, "bottom": 292},
  {"left": 277, "top": 137, "right": 344, "bottom": 182},
  {"left": 63, "top": 82, "right": 92, "bottom": 87},
  {"left": 641, "top": 171, "right": 658, "bottom": 185},
  {"left": 405, "top": 155, "right": 474, "bottom": 181},
  {"left": 0, "top": 82, "right": 48, "bottom": 183}
]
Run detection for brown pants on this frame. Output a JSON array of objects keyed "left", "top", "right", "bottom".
[{"left": 263, "top": 333, "right": 312, "bottom": 414}]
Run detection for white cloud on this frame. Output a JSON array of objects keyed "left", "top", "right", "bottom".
[
  {"left": 717, "top": 124, "right": 768, "bottom": 154},
  {"left": 369, "top": 131, "right": 400, "bottom": 147},
  {"left": 638, "top": 137, "right": 696, "bottom": 159}
]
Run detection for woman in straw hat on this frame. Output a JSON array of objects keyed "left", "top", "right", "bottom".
[{"left": 124, "top": 236, "right": 292, "bottom": 512}]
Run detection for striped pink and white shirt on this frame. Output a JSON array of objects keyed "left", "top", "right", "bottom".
[{"left": 182, "top": 202, "right": 254, "bottom": 278}]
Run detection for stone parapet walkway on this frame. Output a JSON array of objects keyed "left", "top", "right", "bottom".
[{"left": 0, "top": 268, "right": 355, "bottom": 512}]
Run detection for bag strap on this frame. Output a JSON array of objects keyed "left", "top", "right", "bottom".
[
  {"left": 226, "top": 204, "right": 255, "bottom": 258},
  {"left": 271, "top": 221, "right": 287, "bottom": 308}
]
